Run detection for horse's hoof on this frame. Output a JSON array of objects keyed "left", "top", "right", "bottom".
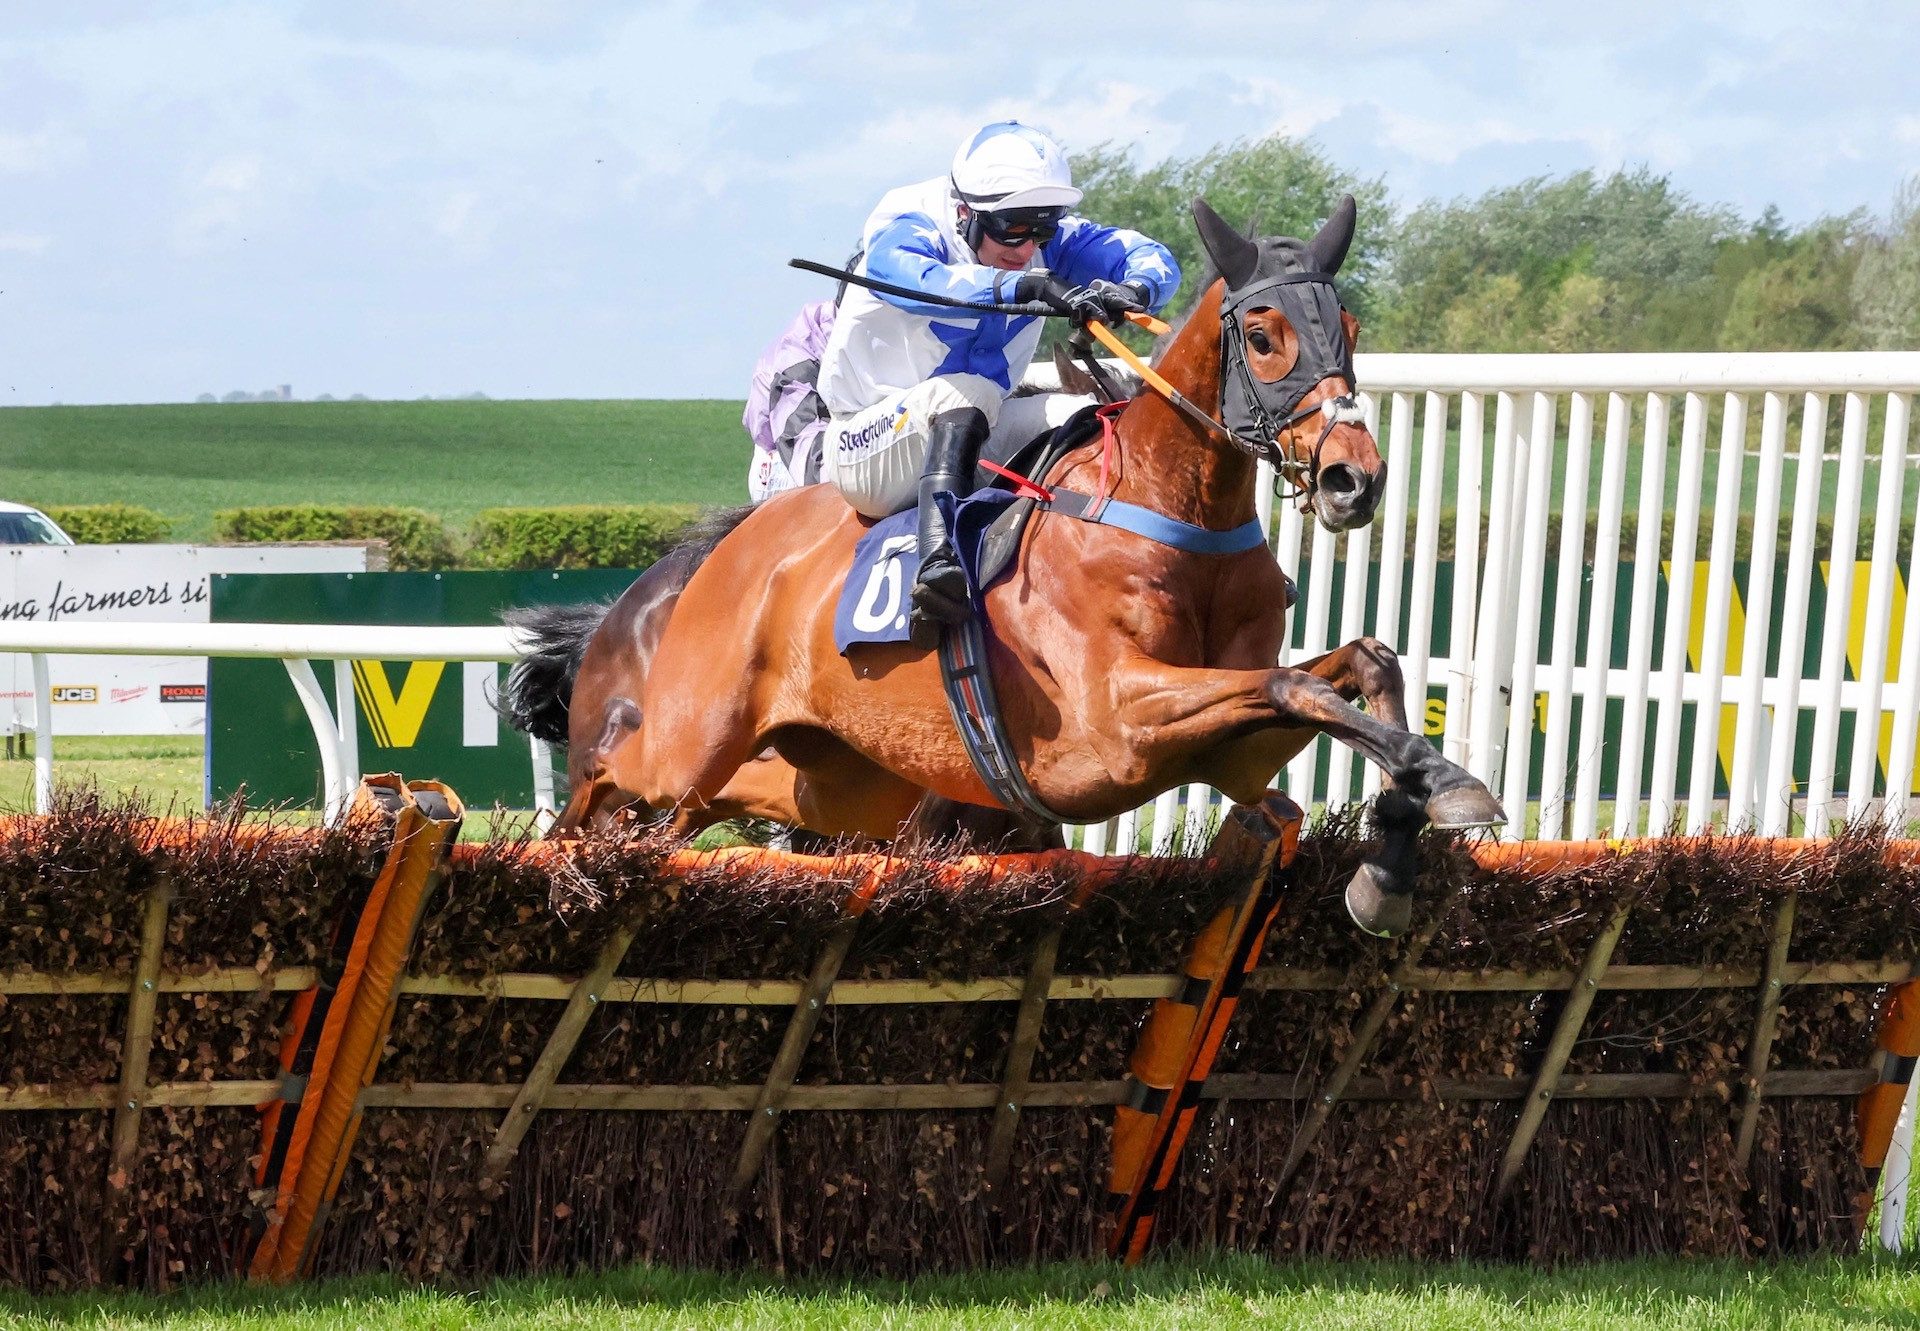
[
  {"left": 1346, "top": 862, "right": 1413, "bottom": 938},
  {"left": 1424, "top": 782, "right": 1505, "bottom": 831}
]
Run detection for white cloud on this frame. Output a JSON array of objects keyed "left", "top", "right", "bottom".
[
  {"left": 433, "top": 188, "right": 492, "bottom": 254},
  {"left": 0, "top": 0, "right": 1916, "bottom": 404},
  {"left": 0, "top": 125, "right": 82, "bottom": 173},
  {"left": 1372, "top": 107, "right": 1547, "bottom": 165},
  {"left": 172, "top": 152, "right": 279, "bottom": 253}
]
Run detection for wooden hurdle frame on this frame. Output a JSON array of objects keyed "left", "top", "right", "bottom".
[{"left": 2, "top": 804, "right": 1917, "bottom": 1277}]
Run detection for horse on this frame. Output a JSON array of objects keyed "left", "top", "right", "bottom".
[{"left": 501, "top": 195, "right": 1504, "bottom": 936}]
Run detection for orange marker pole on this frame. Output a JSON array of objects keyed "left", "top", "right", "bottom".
[{"left": 1859, "top": 980, "right": 1920, "bottom": 1225}]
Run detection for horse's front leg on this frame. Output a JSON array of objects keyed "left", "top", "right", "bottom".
[
  {"left": 1294, "top": 636, "right": 1408, "bottom": 729},
  {"left": 1265, "top": 666, "right": 1501, "bottom": 827},
  {"left": 1097, "top": 658, "right": 1501, "bottom": 829},
  {"left": 1291, "top": 638, "right": 1429, "bottom": 935}
]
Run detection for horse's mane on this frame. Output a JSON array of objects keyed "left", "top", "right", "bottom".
[{"left": 664, "top": 502, "right": 760, "bottom": 576}]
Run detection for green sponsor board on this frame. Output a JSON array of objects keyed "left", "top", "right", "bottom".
[{"left": 209, "top": 570, "right": 639, "bottom": 808}]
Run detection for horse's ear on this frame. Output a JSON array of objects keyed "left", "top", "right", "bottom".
[
  {"left": 1051, "top": 341, "right": 1098, "bottom": 397},
  {"left": 1306, "top": 194, "right": 1357, "bottom": 274},
  {"left": 1192, "top": 196, "right": 1259, "bottom": 291}
]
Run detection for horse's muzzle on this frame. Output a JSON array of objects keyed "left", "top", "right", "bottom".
[{"left": 1311, "top": 458, "right": 1385, "bottom": 532}]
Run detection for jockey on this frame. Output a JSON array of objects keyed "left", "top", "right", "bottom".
[
  {"left": 816, "top": 120, "right": 1180, "bottom": 645},
  {"left": 743, "top": 299, "right": 833, "bottom": 502}
]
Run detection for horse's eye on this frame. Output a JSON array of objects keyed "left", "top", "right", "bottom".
[{"left": 1248, "top": 328, "right": 1272, "bottom": 354}]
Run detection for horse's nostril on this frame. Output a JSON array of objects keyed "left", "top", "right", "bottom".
[{"left": 1320, "top": 463, "right": 1363, "bottom": 500}]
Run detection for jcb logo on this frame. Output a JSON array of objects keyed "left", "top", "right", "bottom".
[
  {"left": 52, "top": 685, "right": 98, "bottom": 704},
  {"left": 350, "top": 661, "right": 445, "bottom": 748}
]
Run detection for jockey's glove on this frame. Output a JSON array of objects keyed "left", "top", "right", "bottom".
[
  {"left": 1089, "top": 279, "right": 1152, "bottom": 319},
  {"left": 1016, "top": 273, "right": 1132, "bottom": 328}
]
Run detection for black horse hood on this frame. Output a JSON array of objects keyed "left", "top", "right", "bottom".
[{"left": 1193, "top": 194, "right": 1359, "bottom": 441}]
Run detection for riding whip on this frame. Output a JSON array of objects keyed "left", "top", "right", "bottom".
[{"left": 788, "top": 258, "right": 1169, "bottom": 334}]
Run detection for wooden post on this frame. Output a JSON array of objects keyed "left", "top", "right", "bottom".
[
  {"left": 1270, "top": 884, "right": 1460, "bottom": 1194},
  {"left": 1493, "top": 890, "right": 1636, "bottom": 1197},
  {"left": 1734, "top": 890, "right": 1799, "bottom": 1169},
  {"left": 727, "top": 900, "right": 867, "bottom": 1199},
  {"left": 982, "top": 921, "right": 1063, "bottom": 1192},
  {"left": 481, "top": 908, "right": 650, "bottom": 1184},
  {"left": 108, "top": 875, "right": 173, "bottom": 1186},
  {"left": 103, "top": 873, "right": 172, "bottom": 1270}
]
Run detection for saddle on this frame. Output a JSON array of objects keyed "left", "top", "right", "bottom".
[
  {"left": 969, "top": 405, "right": 1107, "bottom": 587},
  {"left": 829, "top": 409, "right": 1102, "bottom": 657}
]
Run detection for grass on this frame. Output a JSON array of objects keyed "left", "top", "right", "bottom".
[
  {"left": 0, "top": 400, "right": 748, "bottom": 541},
  {"left": 4, "top": 399, "right": 1907, "bottom": 569},
  {"left": 0, "top": 735, "right": 203, "bottom": 815},
  {"left": 1, "top": 1254, "right": 1917, "bottom": 1329}
]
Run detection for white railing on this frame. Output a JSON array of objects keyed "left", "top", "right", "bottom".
[
  {"left": 1070, "top": 351, "right": 1920, "bottom": 852},
  {"left": 0, "top": 621, "right": 544, "bottom": 824}
]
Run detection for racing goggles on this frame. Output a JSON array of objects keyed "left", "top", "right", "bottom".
[{"left": 976, "top": 206, "right": 1064, "bottom": 247}]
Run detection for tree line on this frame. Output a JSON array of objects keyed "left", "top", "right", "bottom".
[{"left": 1072, "top": 137, "right": 1920, "bottom": 353}]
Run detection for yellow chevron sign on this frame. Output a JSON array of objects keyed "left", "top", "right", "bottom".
[
  {"left": 350, "top": 660, "right": 446, "bottom": 748},
  {"left": 1675, "top": 559, "right": 1916, "bottom": 788}
]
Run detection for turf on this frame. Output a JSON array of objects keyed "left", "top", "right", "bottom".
[
  {"left": 0, "top": 1255, "right": 1916, "bottom": 1329},
  {"left": 2, "top": 400, "right": 1902, "bottom": 561},
  {"left": 0, "top": 400, "right": 749, "bottom": 541}
]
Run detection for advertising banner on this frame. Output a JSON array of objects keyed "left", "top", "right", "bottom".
[
  {"left": 208, "top": 569, "right": 638, "bottom": 808},
  {"left": 0, "top": 544, "right": 369, "bottom": 737}
]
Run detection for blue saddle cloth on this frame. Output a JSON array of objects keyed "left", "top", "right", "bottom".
[{"left": 833, "top": 489, "right": 1017, "bottom": 654}]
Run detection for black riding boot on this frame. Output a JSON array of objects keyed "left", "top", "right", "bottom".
[{"left": 908, "top": 407, "right": 989, "bottom": 649}]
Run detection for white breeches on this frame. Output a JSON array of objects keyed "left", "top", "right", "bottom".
[{"left": 822, "top": 373, "right": 1094, "bottom": 518}]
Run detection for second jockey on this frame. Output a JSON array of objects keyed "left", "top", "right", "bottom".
[{"left": 817, "top": 121, "right": 1180, "bottom": 646}]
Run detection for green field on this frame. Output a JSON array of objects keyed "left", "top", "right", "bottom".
[
  {"left": 1, "top": 1255, "right": 1916, "bottom": 1330},
  {"left": 3, "top": 399, "right": 1907, "bottom": 563},
  {"left": 0, "top": 400, "right": 748, "bottom": 540}
]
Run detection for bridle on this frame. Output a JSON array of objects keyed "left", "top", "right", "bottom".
[{"left": 1083, "top": 270, "right": 1363, "bottom": 509}]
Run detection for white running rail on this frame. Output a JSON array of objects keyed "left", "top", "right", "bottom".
[
  {"left": 0, "top": 621, "right": 541, "bottom": 824},
  {"left": 1069, "top": 350, "right": 1920, "bottom": 852}
]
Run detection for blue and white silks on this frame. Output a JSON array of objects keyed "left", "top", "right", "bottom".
[{"left": 816, "top": 176, "right": 1181, "bottom": 420}]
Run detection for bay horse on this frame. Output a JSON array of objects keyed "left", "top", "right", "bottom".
[{"left": 502, "top": 196, "right": 1503, "bottom": 935}]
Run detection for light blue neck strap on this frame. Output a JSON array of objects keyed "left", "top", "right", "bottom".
[{"left": 1047, "top": 487, "right": 1268, "bottom": 555}]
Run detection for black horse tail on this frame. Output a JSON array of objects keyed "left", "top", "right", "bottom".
[
  {"left": 499, "top": 601, "right": 612, "bottom": 745},
  {"left": 498, "top": 502, "right": 762, "bottom": 746}
]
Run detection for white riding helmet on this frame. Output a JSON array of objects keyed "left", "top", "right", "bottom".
[{"left": 949, "top": 121, "right": 1082, "bottom": 212}]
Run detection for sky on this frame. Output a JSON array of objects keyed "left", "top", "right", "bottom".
[{"left": 2, "top": 0, "right": 1917, "bottom": 406}]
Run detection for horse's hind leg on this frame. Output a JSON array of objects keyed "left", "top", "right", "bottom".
[{"left": 548, "top": 697, "right": 649, "bottom": 832}]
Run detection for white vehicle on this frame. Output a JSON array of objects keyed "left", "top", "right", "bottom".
[{"left": 0, "top": 501, "right": 73, "bottom": 546}]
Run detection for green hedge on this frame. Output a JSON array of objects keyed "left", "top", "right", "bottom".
[
  {"left": 40, "top": 504, "right": 172, "bottom": 543},
  {"left": 213, "top": 505, "right": 457, "bottom": 571},
  {"left": 465, "top": 504, "right": 700, "bottom": 570}
]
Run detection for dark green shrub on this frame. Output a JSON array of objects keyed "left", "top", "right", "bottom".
[
  {"left": 465, "top": 504, "right": 700, "bottom": 570},
  {"left": 213, "top": 505, "right": 457, "bottom": 570},
  {"left": 40, "top": 504, "right": 172, "bottom": 543}
]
